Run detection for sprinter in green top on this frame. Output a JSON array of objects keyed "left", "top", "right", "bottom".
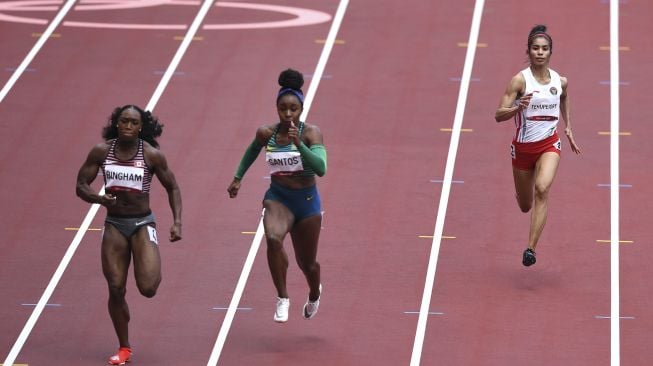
[{"left": 227, "top": 68, "right": 326, "bottom": 323}]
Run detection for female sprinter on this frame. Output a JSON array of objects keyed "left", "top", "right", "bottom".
[
  {"left": 495, "top": 25, "right": 581, "bottom": 267},
  {"left": 76, "top": 105, "right": 182, "bottom": 364},
  {"left": 227, "top": 68, "right": 327, "bottom": 322}
]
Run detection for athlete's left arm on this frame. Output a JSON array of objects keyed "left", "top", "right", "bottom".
[
  {"left": 560, "top": 77, "right": 581, "bottom": 154},
  {"left": 146, "top": 146, "right": 183, "bottom": 241},
  {"left": 298, "top": 123, "right": 327, "bottom": 177}
]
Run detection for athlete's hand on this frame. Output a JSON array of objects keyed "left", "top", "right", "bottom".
[
  {"left": 99, "top": 194, "right": 117, "bottom": 206},
  {"left": 517, "top": 92, "right": 535, "bottom": 111},
  {"left": 288, "top": 121, "right": 301, "bottom": 146},
  {"left": 565, "top": 128, "right": 581, "bottom": 154},
  {"left": 169, "top": 223, "right": 182, "bottom": 242},
  {"left": 227, "top": 178, "right": 241, "bottom": 198}
]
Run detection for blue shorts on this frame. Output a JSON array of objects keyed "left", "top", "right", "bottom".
[{"left": 264, "top": 181, "right": 321, "bottom": 222}]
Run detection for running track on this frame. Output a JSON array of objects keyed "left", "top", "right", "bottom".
[{"left": 0, "top": 0, "right": 650, "bottom": 365}]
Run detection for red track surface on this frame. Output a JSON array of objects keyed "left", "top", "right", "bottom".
[{"left": 0, "top": 1, "right": 650, "bottom": 365}]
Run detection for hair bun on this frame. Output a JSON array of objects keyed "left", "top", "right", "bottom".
[
  {"left": 529, "top": 24, "right": 547, "bottom": 36},
  {"left": 278, "top": 68, "right": 304, "bottom": 90}
]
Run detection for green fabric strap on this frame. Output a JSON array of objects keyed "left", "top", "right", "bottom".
[
  {"left": 234, "top": 140, "right": 263, "bottom": 180},
  {"left": 298, "top": 143, "right": 327, "bottom": 177}
]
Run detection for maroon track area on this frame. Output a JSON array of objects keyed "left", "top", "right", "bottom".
[{"left": 0, "top": 1, "right": 651, "bottom": 365}]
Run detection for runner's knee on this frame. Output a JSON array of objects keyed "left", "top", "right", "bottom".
[
  {"left": 266, "top": 234, "right": 285, "bottom": 250},
  {"left": 534, "top": 183, "right": 550, "bottom": 200},
  {"left": 107, "top": 283, "right": 126, "bottom": 300},
  {"left": 298, "top": 260, "right": 319, "bottom": 275},
  {"left": 137, "top": 279, "right": 160, "bottom": 298}
]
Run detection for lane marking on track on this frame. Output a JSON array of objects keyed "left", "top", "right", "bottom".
[
  {"left": 174, "top": 35, "right": 203, "bottom": 41},
  {"left": 205, "top": 2, "right": 350, "bottom": 365},
  {"left": 457, "top": 42, "right": 487, "bottom": 48},
  {"left": 21, "top": 304, "right": 60, "bottom": 307},
  {"left": 600, "top": 45, "right": 630, "bottom": 51},
  {"left": 609, "top": 1, "right": 621, "bottom": 365},
  {"left": 1, "top": 2, "right": 215, "bottom": 366},
  {"left": 598, "top": 131, "right": 630, "bottom": 135},
  {"left": 31, "top": 32, "right": 60, "bottom": 38},
  {"left": 241, "top": 231, "right": 256, "bottom": 235},
  {"left": 306, "top": 74, "right": 333, "bottom": 79},
  {"left": 315, "top": 39, "right": 345, "bottom": 44},
  {"left": 440, "top": 128, "right": 473, "bottom": 132},
  {"left": 5, "top": 68, "right": 36, "bottom": 73},
  {"left": 599, "top": 80, "right": 630, "bottom": 85},
  {"left": 64, "top": 227, "right": 102, "bottom": 231},
  {"left": 418, "top": 236, "right": 456, "bottom": 239},
  {"left": 597, "top": 240, "right": 633, "bottom": 244},
  {"left": 410, "top": 1, "right": 485, "bottom": 365},
  {"left": 450, "top": 77, "right": 480, "bottom": 82},
  {"left": 430, "top": 179, "right": 464, "bottom": 184},
  {"left": 596, "top": 316, "right": 634, "bottom": 319},
  {"left": 597, "top": 184, "right": 632, "bottom": 188},
  {"left": 0, "top": 0, "right": 76, "bottom": 104},
  {"left": 153, "top": 70, "right": 185, "bottom": 76},
  {"left": 404, "top": 311, "right": 444, "bottom": 315},
  {"left": 0, "top": 1, "right": 332, "bottom": 31},
  {"left": 211, "top": 307, "right": 252, "bottom": 311}
]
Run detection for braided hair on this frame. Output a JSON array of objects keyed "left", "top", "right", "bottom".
[
  {"left": 276, "top": 68, "right": 305, "bottom": 105},
  {"left": 102, "top": 105, "right": 163, "bottom": 148}
]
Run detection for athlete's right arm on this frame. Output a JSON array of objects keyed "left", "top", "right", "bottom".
[
  {"left": 495, "top": 73, "right": 529, "bottom": 122},
  {"left": 75, "top": 143, "right": 116, "bottom": 206},
  {"left": 227, "top": 127, "right": 271, "bottom": 198}
]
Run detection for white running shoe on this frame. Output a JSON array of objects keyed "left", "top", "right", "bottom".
[
  {"left": 303, "top": 284, "right": 322, "bottom": 320},
  {"left": 274, "top": 297, "right": 289, "bottom": 323}
]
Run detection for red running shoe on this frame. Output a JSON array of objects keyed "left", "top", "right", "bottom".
[{"left": 108, "top": 347, "right": 132, "bottom": 365}]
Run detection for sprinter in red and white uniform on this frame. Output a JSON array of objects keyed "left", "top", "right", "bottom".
[
  {"left": 76, "top": 105, "right": 182, "bottom": 365},
  {"left": 495, "top": 25, "right": 581, "bottom": 267}
]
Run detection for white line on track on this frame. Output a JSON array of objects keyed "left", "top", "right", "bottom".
[
  {"left": 609, "top": 1, "right": 620, "bottom": 365},
  {"left": 409, "top": 0, "right": 485, "bottom": 365},
  {"left": 0, "top": 0, "right": 77, "bottom": 104},
  {"left": 1, "top": 1, "right": 215, "bottom": 365},
  {"left": 204, "top": 1, "right": 350, "bottom": 365}
]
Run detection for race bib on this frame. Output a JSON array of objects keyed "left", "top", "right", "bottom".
[
  {"left": 104, "top": 164, "right": 145, "bottom": 192},
  {"left": 266, "top": 151, "right": 303, "bottom": 175}
]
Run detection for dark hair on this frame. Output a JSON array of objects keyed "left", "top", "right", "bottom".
[
  {"left": 276, "top": 68, "right": 305, "bottom": 105},
  {"left": 102, "top": 105, "right": 163, "bottom": 148},
  {"left": 527, "top": 24, "right": 553, "bottom": 54}
]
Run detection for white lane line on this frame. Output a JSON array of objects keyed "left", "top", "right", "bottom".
[
  {"left": 145, "top": 0, "right": 214, "bottom": 111},
  {"left": 2, "top": 197, "right": 103, "bottom": 366},
  {"left": 0, "top": 0, "right": 77, "bottom": 104},
  {"left": 609, "top": 1, "right": 621, "bottom": 365},
  {"left": 204, "top": 1, "right": 350, "bottom": 365},
  {"left": 1, "top": 2, "right": 215, "bottom": 365},
  {"left": 409, "top": 1, "right": 485, "bottom": 365}
]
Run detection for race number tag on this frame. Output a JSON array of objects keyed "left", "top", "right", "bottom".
[
  {"left": 266, "top": 151, "right": 303, "bottom": 175},
  {"left": 104, "top": 164, "right": 145, "bottom": 192},
  {"left": 147, "top": 226, "right": 158, "bottom": 245}
]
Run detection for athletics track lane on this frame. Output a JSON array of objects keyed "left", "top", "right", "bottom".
[
  {"left": 417, "top": 0, "right": 649, "bottom": 365},
  {"left": 213, "top": 1, "right": 474, "bottom": 364},
  {"left": 618, "top": 1, "right": 653, "bottom": 364},
  {"left": 0, "top": 3, "right": 196, "bottom": 362},
  {"left": 0, "top": 13, "right": 41, "bottom": 88}
]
